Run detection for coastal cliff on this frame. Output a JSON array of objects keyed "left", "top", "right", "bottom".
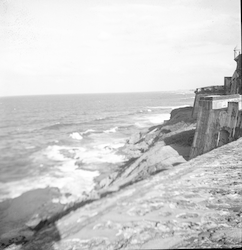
[{"left": 95, "top": 106, "right": 196, "bottom": 191}]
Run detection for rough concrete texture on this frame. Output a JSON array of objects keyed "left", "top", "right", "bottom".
[
  {"left": 191, "top": 86, "right": 225, "bottom": 119},
  {"left": 10, "top": 137, "right": 242, "bottom": 250},
  {"left": 190, "top": 96, "right": 242, "bottom": 159},
  {"left": 210, "top": 94, "right": 242, "bottom": 110}
]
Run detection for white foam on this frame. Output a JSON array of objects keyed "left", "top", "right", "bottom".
[
  {"left": 25, "top": 146, "right": 36, "bottom": 149},
  {"left": 44, "top": 145, "right": 68, "bottom": 161},
  {"left": 148, "top": 113, "right": 171, "bottom": 124},
  {"left": 80, "top": 129, "right": 96, "bottom": 135},
  {"left": 0, "top": 167, "right": 98, "bottom": 203},
  {"left": 44, "top": 143, "right": 126, "bottom": 165},
  {"left": 110, "top": 142, "right": 125, "bottom": 149},
  {"left": 0, "top": 145, "right": 100, "bottom": 202},
  {"left": 104, "top": 126, "right": 118, "bottom": 133},
  {"left": 70, "top": 132, "right": 83, "bottom": 140},
  {"left": 135, "top": 122, "right": 147, "bottom": 128},
  {"left": 75, "top": 143, "right": 126, "bottom": 164},
  {"left": 0, "top": 137, "right": 123, "bottom": 202}
]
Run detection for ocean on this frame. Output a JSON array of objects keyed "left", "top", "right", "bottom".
[{"left": 0, "top": 91, "right": 194, "bottom": 202}]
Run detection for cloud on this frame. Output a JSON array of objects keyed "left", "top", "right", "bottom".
[{"left": 0, "top": 0, "right": 240, "bottom": 96}]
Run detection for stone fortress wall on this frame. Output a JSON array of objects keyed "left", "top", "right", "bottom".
[{"left": 190, "top": 53, "right": 242, "bottom": 159}]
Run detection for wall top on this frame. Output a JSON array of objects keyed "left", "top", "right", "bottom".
[{"left": 200, "top": 94, "right": 241, "bottom": 101}]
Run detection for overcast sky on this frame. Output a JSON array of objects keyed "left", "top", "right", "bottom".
[{"left": 0, "top": 0, "right": 241, "bottom": 96}]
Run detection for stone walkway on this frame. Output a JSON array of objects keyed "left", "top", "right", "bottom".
[{"left": 12, "top": 138, "right": 242, "bottom": 250}]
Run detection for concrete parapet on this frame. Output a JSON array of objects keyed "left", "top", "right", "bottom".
[
  {"left": 200, "top": 94, "right": 242, "bottom": 110},
  {"left": 194, "top": 85, "right": 225, "bottom": 95},
  {"left": 191, "top": 86, "right": 225, "bottom": 118}
]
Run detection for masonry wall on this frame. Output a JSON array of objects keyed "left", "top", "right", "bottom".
[
  {"left": 224, "top": 77, "right": 232, "bottom": 94},
  {"left": 190, "top": 54, "right": 242, "bottom": 159},
  {"left": 190, "top": 100, "right": 242, "bottom": 159},
  {"left": 191, "top": 93, "right": 206, "bottom": 119},
  {"left": 191, "top": 86, "right": 225, "bottom": 119},
  {"left": 190, "top": 99, "right": 213, "bottom": 157},
  {"left": 227, "top": 54, "right": 241, "bottom": 95}
]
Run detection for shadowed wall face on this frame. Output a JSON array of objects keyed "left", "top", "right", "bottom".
[
  {"left": 190, "top": 99, "right": 242, "bottom": 159},
  {"left": 227, "top": 54, "right": 241, "bottom": 95}
]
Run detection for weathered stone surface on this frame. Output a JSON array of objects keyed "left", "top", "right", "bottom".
[
  {"left": 108, "top": 143, "right": 186, "bottom": 190},
  {"left": 25, "top": 215, "right": 42, "bottom": 230},
  {"left": 97, "top": 172, "right": 119, "bottom": 189},
  {"left": 15, "top": 138, "right": 242, "bottom": 250},
  {"left": 120, "top": 106, "right": 196, "bottom": 160},
  {"left": 127, "top": 131, "right": 143, "bottom": 144}
]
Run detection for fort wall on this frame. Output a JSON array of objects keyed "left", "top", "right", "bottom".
[{"left": 190, "top": 54, "right": 241, "bottom": 159}]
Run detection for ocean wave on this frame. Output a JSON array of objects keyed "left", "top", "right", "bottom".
[
  {"left": 134, "top": 122, "right": 148, "bottom": 128},
  {"left": 0, "top": 144, "right": 102, "bottom": 202},
  {"left": 44, "top": 145, "right": 71, "bottom": 161},
  {"left": 41, "top": 122, "right": 78, "bottom": 130},
  {"left": 0, "top": 167, "right": 98, "bottom": 203},
  {"left": 44, "top": 142, "right": 126, "bottom": 166},
  {"left": 148, "top": 113, "right": 171, "bottom": 124},
  {"left": 95, "top": 116, "right": 114, "bottom": 121},
  {"left": 103, "top": 127, "right": 118, "bottom": 134},
  {"left": 69, "top": 132, "right": 83, "bottom": 140},
  {"left": 146, "top": 105, "right": 190, "bottom": 110},
  {"left": 134, "top": 113, "right": 171, "bottom": 128},
  {"left": 80, "top": 129, "right": 96, "bottom": 135},
  {"left": 79, "top": 143, "right": 126, "bottom": 164},
  {"left": 66, "top": 127, "right": 118, "bottom": 142},
  {"left": 137, "top": 109, "right": 152, "bottom": 113}
]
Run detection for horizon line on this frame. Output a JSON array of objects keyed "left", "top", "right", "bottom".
[{"left": 0, "top": 89, "right": 195, "bottom": 98}]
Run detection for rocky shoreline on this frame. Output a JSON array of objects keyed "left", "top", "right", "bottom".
[
  {"left": 2, "top": 136, "right": 241, "bottom": 250},
  {"left": 95, "top": 106, "right": 196, "bottom": 191},
  {"left": 1, "top": 105, "right": 241, "bottom": 249},
  {"left": 0, "top": 106, "right": 196, "bottom": 249}
]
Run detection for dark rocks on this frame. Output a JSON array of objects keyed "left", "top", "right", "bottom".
[
  {"left": 0, "top": 187, "right": 64, "bottom": 248},
  {"left": 0, "top": 228, "right": 34, "bottom": 248},
  {"left": 25, "top": 214, "right": 43, "bottom": 230},
  {"left": 169, "top": 106, "right": 195, "bottom": 124}
]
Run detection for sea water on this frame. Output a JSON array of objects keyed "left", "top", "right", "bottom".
[{"left": 0, "top": 91, "right": 194, "bottom": 202}]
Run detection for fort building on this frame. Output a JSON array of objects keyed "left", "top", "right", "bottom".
[{"left": 190, "top": 52, "right": 241, "bottom": 159}]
